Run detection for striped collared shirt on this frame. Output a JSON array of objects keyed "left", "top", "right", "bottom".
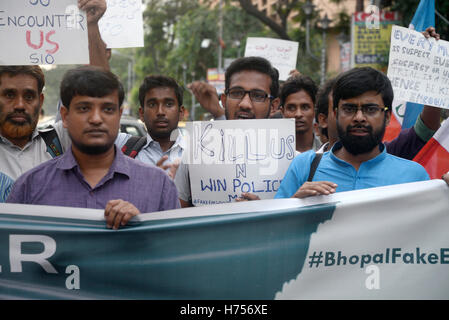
[{"left": 0, "top": 172, "right": 14, "bottom": 202}]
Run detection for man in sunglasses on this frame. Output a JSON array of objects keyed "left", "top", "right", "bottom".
[
  {"left": 275, "top": 67, "right": 429, "bottom": 199},
  {"left": 174, "top": 56, "right": 280, "bottom": 207}
]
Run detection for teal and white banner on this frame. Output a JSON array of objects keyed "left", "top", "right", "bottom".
[{"left": 1, "top": 180, "right": 448, "bottom": 299}]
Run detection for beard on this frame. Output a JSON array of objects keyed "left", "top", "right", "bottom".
[
  {"left": 147, "top": 123, "right": 174, "bottom": 140},
  {"left": 337, "top": 116, "right": 386, "bottom": 155},
  {"left": 0, "top": 110, "right": 38, "bottom": 141},
  {"left": 149, "top": 129, "right": 169, "bottom": 139},
  {"left": 70, "top": 139, "right": 114, "bottom": 155},
  {"left": 68, "top": 130, "right": 115, "bottom": 155}
]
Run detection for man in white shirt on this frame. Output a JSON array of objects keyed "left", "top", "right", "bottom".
[{"left": 115, "top": 75, "right": 185, "bottom": 179}]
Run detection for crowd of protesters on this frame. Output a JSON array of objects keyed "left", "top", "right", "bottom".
[{"left": 1, "top": 1, "right": 448, "bottom": 229}]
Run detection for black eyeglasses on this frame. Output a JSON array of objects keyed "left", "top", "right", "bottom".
[
  {"left": 225, "top": 88, "right": 274, "bottom": 103},
  {"left": 339, "top": 104, "right": 389, "bottom": 117}
]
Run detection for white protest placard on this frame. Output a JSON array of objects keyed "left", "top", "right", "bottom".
[
  {"left": 387, "top": 25, "right": 449, "bottom": 110},
  {"left": 183, "top": 119, "right": 295, "bottom": 206},
  {"left": 0, "top": 0, "right": 89, "bottom": 65},
  {"left": 98, "top": 0, "right": 144, "bottom": 48},
  {"left": 244, "top": 37, "right": 299, "bottom": 81}
]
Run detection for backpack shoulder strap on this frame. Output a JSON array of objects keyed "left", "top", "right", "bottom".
[
  {"left": 307, "top": 152, "right": 323, "bottom": 182},
  {"left": 39, "top": 128, "right": 63, "bottom": 158},
  {"left": 121, "top": 136, "right": 147, "bottom": 158}
]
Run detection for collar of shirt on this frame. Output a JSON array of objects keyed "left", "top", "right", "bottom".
[
  {"left": 0, "top": 128, "right": 40, "bottom": 148},
  {"left": 143, "top": 128, "right": 186, "bottom": 151},
  {"left": 312, "top": 134, "right": 323, "bottom": 151},
  {"left": 316, "top": 141, "right": 329, "bottom": 154},
  {"left": 55, "top": 145, "right": 132, "bottom": 182},
  {"left": 330, "top": 141, "right": 387, "bottom": 166}
]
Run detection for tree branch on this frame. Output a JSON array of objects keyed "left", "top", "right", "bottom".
[{"left": 238, "top": 0, "right": 291, "bottom": 40}]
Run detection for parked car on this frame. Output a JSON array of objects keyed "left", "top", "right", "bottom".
[{"left": 120, "top": 116, "right": 147, "bottom": 137}]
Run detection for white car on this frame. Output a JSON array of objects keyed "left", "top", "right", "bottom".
[{"left": 119, "top": 116, "right": 147, "bottom": 137}]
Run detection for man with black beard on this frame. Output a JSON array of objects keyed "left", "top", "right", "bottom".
[
  {"left": 275, "top": 67, "right": 430, "bottom": 199},
  {"left": 7, "top": 66, "right": 180, "bottom": 229}
]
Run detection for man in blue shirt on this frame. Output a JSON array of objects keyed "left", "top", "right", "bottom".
[{"left": 275, "top": 67, "right": 430, "bottom": 199}]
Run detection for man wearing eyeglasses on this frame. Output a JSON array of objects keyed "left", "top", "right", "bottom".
[
  {"left": 174, "top": 56, "right": 280, "bottom": 207},
  {"left": 220, "top": 57, "right": 280, "bottom": 120},
  {"left": 275, "top": 67, "right": 429, "bottom": 199}
]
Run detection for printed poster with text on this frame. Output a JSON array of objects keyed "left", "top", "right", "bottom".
[
  {"left": 351, "top": 11, "right": 401, "bottom": 71},
  {"left": 0, "top": 0, "right": 89, "bottom": 65},
  {"left": 184, "top": 119, "right": 295, "bottom": 206},
  {"left": 387, "top": 25, "right": 449, "bottom": 110},
  {"left": 244, "top": 37, "right": 299, "bottom": 81},
  {"left": 98, "top": 0, "right": 144, "bottom": 48}
]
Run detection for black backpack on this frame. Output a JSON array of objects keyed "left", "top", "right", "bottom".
[
  {"left": 121, "top": 136, "right": 147, "bottom": 158},
  {"left": 39, "top": 128, "right": 63, "bottom": 158}
]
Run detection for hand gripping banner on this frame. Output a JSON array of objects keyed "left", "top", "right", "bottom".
[{"left": 0, "top": 180, "right": 448, "bottom": 299}]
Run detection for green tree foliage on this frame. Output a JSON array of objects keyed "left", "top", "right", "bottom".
[
  {"left": 41, "top": 65, "right": 77, "bottom": 116},
  {"left": 136, "top": 0, "right": 199, "bottom": 78},
  {"left": 167, "top": 5, "right": 271, "bottom": 84},
  {"left": 238, "top": 0, "right": 352, "bottom": 84},
  {"left": 131, "top": 0, "right": 268, "bottom": 118}
]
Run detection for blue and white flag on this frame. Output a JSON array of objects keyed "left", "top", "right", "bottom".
[{"left": 403, "top": 0, "right": 436, "bottom": 129}]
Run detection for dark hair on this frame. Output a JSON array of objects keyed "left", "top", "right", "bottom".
[
  {"left": 313, "top": 78, "right": 336, "bottom": 140},
  {"left": 0, "top": 65, "right": 45, "bottom": 94},
  {"left": 138, "top": 75, "right": 183, "bottom": 108},
  {"left": 280, "top": 74, "right": 318, "bottom": 107},
  {"left": 60, "top": 66, "right": 125, "bottom": 108},
  {"left": 315, "top": 77, "right": 336, "bottom": 120},
  {"left": 332, "top": 67, "right": 393, "bottom": 112},
  {"left": 225, "top": 56, "right": 279, "bottom": 98}
]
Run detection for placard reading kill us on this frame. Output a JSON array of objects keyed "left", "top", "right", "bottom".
[
  {"left": 387, "top": 25, "right": 449, "bottom": 109},
  {"left": 0, "top": 0, "right": 89, "bottom": 65},
  {"left": 183, "top": 119, "right": 295, "bottom": 206}
]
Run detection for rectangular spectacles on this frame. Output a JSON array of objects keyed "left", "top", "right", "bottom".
[
  {"left": 339, "top": 104, "right": 389, "bottom": 117},
  {"left": 225, "top": 88, "right": 274, "bottom": 103}
]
